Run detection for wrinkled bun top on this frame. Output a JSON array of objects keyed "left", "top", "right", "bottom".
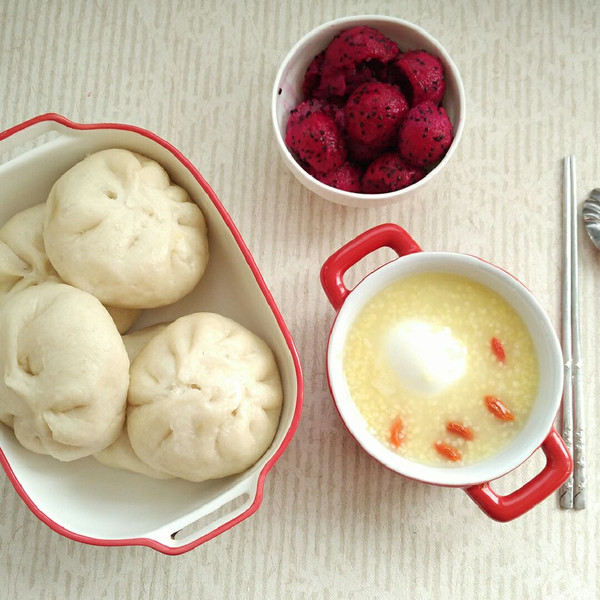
[
  {"left": 127, "top": 313, "right": 283, "bottom": 482},
  {"left": 0, "top": 203, "right": 140, "bottom": 333},
  {"left": 0, "top": 203, "right": 60, "bottom": 300},
  {"left": 0, "top": 282, "right": 130, "bottom": 461},
  {"left": 43, "top": 149, "right": 209, "bottom": 309}
]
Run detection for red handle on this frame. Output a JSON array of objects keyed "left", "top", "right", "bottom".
[
  {"left": 465, "top": 428, "right": 572, "bottom": 522},
  {"left": 320, "top": 224, "right": 422, "bottom": 311}
]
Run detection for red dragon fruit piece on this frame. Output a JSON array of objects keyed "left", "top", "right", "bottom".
[
  {"left": 288, "top": 98, "right": 347, "bottom": 135},
  {"left": 313, "top": 63, "right": 347, "bottom": 99},
  {"left": 320, "top": 101, "right": 347, "bottom": 132},
  {"left": 347, "top": 138, "right": 383, "bottom": 164},
  {"left": 314, "top": 26, "right": 399, "bottom": 99},
  {"left": 287, "top": 98, "right": 328, "bottom": 130},
  {"left": 285, "top": 110, "right": 347, "bottom": 174},
  {"left": 345, "top": 82, "right": 409, "bottom": 150},
  {"left": 302, "top": 51, "right": 325, "bottom": 98},
  {"left": 342, "top": 62, "right": 379, "bottom": 96},
  {"left": 388, "top": 50, "right": 447, "bottom": 106},
  {"left": 316, "top": 61, "right": 383, "bottom": 99},
  {"left": 312, "top": 162, "right": 363, "bottom": 192},
  {"left": 361, "top": 152, "right": 425, "bottom": 194},
  {"left": 324, "top": 26, "right": 399, "bottom": 72},
  {"left": 398, "top": 101, "right": 454, "bottom": 167}
]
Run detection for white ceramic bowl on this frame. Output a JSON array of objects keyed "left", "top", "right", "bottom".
[
  {"left": 0, "top": 114, "right": 304, "bottom": 554},
  {"left": 272, "top": 15, "right": 466, "bottom": 208},
  {"left": 321, "top": 224, "right": 572, "bottom": 521}
]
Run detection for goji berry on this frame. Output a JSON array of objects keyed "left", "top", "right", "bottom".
[
  {"left": 491, "top": 337, "right": 506, "bottom": 362},
  {"left": 446, "top": 422, "right": 475, "bottom": 440},
  {"left": 434, "top": 441, "right": 462, "bottom": 461},
  {"left": 390, "top": 417, "right": 405, "bottom": 448},
  {"left": 484, "top": 395, "right": 514, "bottom": 421}
]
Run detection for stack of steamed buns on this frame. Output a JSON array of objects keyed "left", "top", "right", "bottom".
[{"left": 0, "top": 149, "right": 283, "bottom": 482}]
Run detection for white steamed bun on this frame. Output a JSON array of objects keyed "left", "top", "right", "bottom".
[
  {"left": 93, "top": 428, "right": 174, "bottom": 480},
  {"left": 121, "top": 322, "right": 169, "bottom": 362},
  {"left": 0, "top": 282, "right": 130, "bottom": 461},
  {"left": 94, "top": 322, "right": 173, "bottom": 479},
  {"left": 0, "top": 203, "right": 59, "bottom": 298},
  {"left": 0, "top": 203, "right": 141, "bottom": 333},
  {"left": 127, "top": 313, "right": 283, "bottom": 482},
  {"left": 43, "top": 148, "right": 209, "bottom": 309}
]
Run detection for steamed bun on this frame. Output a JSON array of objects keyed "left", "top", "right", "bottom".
[
  {"left": 0, "top": 411, "right": 13, "bottom": 429},
  {"left": 105, "top": 305, "right": 142, "bottom": 335},
  {"left": 43, "top": 149, "right": 209, "bottom": 309},
  {"left": 0, "top": 203, "right": 141, "bottom": 333},
  {"left": 0, "top": 203, "right": 59, "bottom": 298},
  {"left": 94, "top": 428, "right": 174, "bottom": 480},
  {"left": 0, "top": 282, "right": 130, "bottom": 461},
  {"left": 94, "top": 323, "right": 173, "bottom": 479},
  {"left": 127, "top": 313, "right": 283, "bottom": 482},
  {"left": 121, "top": 322, "right": 169, "bottom": 362}
]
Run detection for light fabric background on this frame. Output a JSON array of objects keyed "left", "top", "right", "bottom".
[{"left": 1, "top": 0, "right": 599, "bottom": 598}]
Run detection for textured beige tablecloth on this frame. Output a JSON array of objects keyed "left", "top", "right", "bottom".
[{"left": 1, "top": 1, "right": 599, "bottom": 598}]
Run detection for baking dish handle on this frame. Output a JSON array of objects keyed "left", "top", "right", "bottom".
[
  {"left": 146, "top": 476, "right": 260, "bottom": 553},
  {"left": 0, "top": 113, "right": 73, "bottom": 157},
  {"left": 465, "top": 428, "right": 572, "bottom": 522},
  {"left": 320, "top": 223, "right": 422, "bottom": 311}
]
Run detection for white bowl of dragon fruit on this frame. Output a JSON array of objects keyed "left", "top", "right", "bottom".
[{"left": 272, "top": 15, "right": 466, "bottom": 208}]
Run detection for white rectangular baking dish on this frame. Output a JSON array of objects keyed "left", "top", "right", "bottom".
[{"left": 0, "top": 113, "right": 303, "bottom": 554}]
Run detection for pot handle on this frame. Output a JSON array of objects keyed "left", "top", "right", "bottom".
[
  {"left": 465, "top": 428, "right": 572, "bottom": 522},
  {"left": 320, "top": 223, "right": 422, "bottom": 311}
]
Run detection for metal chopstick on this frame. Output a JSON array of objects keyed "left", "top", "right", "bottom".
[
  {"left": 559, "top": 155, "right": 585, "bottom": 510},
  {"left": 569, "top": 156, "right": 586, "bottom": 510},
  {"left": 559, "top": 156, "right": 574, "bottom": 509}
]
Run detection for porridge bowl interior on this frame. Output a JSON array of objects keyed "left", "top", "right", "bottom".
[
  {"left": 343, "top": 271, "right": 541, "bottom": 470},
  {"left": 322, "top": 224, "right": 572, "bottom": 521}
]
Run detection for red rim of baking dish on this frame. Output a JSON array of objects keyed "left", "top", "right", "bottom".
[{"left": 0, "top": 112, "right": 304, "bottom": 555}]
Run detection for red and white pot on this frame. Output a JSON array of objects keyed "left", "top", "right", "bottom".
[{"left": 321, "top": 223, "right": 571, "bottom": 522}]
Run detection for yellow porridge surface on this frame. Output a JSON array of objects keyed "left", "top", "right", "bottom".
[{"left": 343, "top": 272, "right": 539, "bottom": 466}]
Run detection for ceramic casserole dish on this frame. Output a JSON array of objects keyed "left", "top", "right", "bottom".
[
  {"left": 0, "top": 113, "right": 303, "bottom": 554},
  {"left": 321, "top": 223, "right": 571, "bottom": 521}
]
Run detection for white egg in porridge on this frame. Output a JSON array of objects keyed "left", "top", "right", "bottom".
[{"left": 343, "top": 272, "right": 539, "bottom": 466}]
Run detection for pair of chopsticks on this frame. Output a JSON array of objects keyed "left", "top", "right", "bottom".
[{"left": 559, "top": 155, "right": 585, "bottom": 510}]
